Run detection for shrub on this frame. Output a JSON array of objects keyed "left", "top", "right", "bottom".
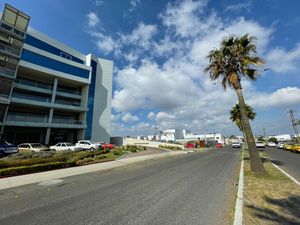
[{"left": 158, "top": 145, "right": 182, "bottom": 151}]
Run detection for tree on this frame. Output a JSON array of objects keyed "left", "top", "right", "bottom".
[
  {"left": 230, "top": 103, "right": 256, "bottom": 131},
  {"left": 230, "top": 103, "right": 256, "bottom": 150},
  {"left": 268, "top": 137, "right": 278, "bottom": 144},
  {"left": 205, "top": 34, "right": 267, "bottom": 175}
]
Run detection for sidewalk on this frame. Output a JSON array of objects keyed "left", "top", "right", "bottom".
[{"left": 0, "top": 151, "right": 185, "bottom": 191}]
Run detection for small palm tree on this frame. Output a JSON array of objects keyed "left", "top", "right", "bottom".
[
  {"left": 230, "top": 104, "right": 256, "bottom": 131},
  {"left": 205, "top": 34, "right": 266, "bottom": 175},
  {"left": 230, "top": 104, "right": 256, "bottom": 149}
]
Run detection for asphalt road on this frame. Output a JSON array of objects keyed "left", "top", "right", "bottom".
[
  {"left": 264, "top": 146, "right": 300, "bottom": 182},
  {"left": 0, "top": 147, "right": 241, "bottom": 225}
]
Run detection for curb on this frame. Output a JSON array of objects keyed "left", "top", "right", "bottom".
[
  {"left": 233, "top": 156, "right": 244, "bottom": 225},
  {"left": 270, "top": 162, "right": 300, "bottom": 186},
  {"left": 0, "top": 151, "right": 185, "bottom": 191}
]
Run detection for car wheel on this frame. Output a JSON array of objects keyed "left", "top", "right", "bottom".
[{"left": 90, "top": 147, "right": 95, "bottom": 151}]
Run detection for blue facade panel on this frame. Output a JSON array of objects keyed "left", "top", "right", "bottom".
[
  {"left": 25, "top": 34, "right": 84, "bottom": 64},
  {"left": 85, "top": 60, "right": 97, "bottom": 140},
  {"left": 21, "top": 49, "right": 90, "bottom": 79}
]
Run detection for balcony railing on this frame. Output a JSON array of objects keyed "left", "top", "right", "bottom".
[
  {"left": 15, "top": 77, "right": 52, "bottom": 90},
  {"left": 0, "top": 21, "right": 26, "bottom": 39},
  {"left": 0, "top": 42, "right": 21, "bottom": 57},
  {"left": 6, "top": 112, "right": 48, "bottom": 123},
  {"left": 57, "top": 86, "right": 81, "bottom": 95},
  {"left": 12, "top": 92, "right": 51, "bottom": 103},
  {"left": 0, "top": 66, "right": 16, "bottom": 77},
  {"left": 52, "top": 117, "right": 84, "bottom": 125},
  {"left": 55, "top": 99, "right": 81, "bottom": 107}
]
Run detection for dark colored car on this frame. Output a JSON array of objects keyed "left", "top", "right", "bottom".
[
  {"left": 215, "top": 143, "right": 223, "bottom": 148},
  {"left": 0, "top": 140, "right": 19, "bottom": 156}
]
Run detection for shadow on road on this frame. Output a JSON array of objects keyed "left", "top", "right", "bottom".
[{"left": 246, "top": 195, "right": 300, "bottom": 225}]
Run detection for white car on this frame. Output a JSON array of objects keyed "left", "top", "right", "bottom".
[
  {"left": 75, "top": 140, "right": 100, "bottom": 150},
  {"left": 255, "top": 141, "right": 266, "bottom": 148},
  {"left": 232, "top": 142, "right": 241, "bottom": 148},
  {"left": 267, "top": 142, "right": 276, "bottom": 147},
  {"left": 277, "top": 142, "right": 285, "bottom": 149},
  {"left": 50, "top": 142, "right": 82, "bottom": 151},
  {"left": 18, "top": 143, "right": 48, "bottom": 152}
]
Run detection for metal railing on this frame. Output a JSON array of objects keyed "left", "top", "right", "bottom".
[
  {"left": 55, "top": 99, "right": 81, "bottom": 107},
  {"left": 57, "top": 86, "right": 81, "bottom": 95},
  {"left": 0, "top": 21, "right": 26, "bottom": 39},
  {"left": 6, "top": 112, "right": 48, "bottom": 123},
  {"left": 52, "top": 117, "right": 84, "bottom": 125},
  {"left": 15, "top": 77, "right": 52, "bottom": 90},
  {"left": 0, "top": 42, "right": 21, "bottom": 57}
]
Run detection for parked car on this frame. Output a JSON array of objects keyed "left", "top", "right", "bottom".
[
  {"left": 267, "top": 142, "right": 276, "bottom": 147},
  {"left": 283, "top": 143, "right": 293, "bottom": 151},
  {"left": 215, "top": 143, "right": 223, "bottom": 148},
  {"left": 50, "top": 142, "right": 82, "bottom": 151},
  {"left": 277, "top": 142, "right": 285, "bottom": 149},
  {"left": 290, "top": 144, "right": 300, "bottom": 153},
  {"left": 232, "top": 142, "right": 241, "bottom": 148},
  {"left": 75, "top": 140, "right": 100, "bottom": 150},
  {"left": 99, "top": 142, "right": 116, "bottom": 150},
  {"left": 18, "top": 143, "right": 48, "bottom": 152},
  {"left": 0, "top": 140, "right": 19, "bottom": 156},
  {"left": 185, "top": 142, "right": 196, "bottom": 149},
  {"left": 255, "top": 141, "right": 266, "bottom": 148}
]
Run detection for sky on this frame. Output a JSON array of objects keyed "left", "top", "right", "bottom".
[{"left": 2, "top": 0, "right": 300, "bottom": 137}]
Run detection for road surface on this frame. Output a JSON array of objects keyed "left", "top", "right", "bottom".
[
  {"left": 264, "top": 146, "right": 300, "bottom": 182},
  {"left": 0, "top": 147, "right": 240, "bottom": 225}
]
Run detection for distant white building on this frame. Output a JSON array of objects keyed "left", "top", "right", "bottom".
[
  {"left": 160, "top": 129, "right": 224, "bottom": 144},
  {"left": 268, "top": 134, "right": 292, "bottom": 142}
]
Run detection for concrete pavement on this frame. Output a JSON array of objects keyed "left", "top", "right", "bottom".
[
  {"left": 0, "top": 147, "right": 241, "bottom": 225},
  {"left": 0, "top": 151, "right": 185, "bottom": 191},
  {"left": 264, "top": 146, "right": 300, "bottom": 182}
]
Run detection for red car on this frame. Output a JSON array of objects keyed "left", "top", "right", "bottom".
[
  {"left": 100, "top": 143, "right": 115, "bottom": 150},
  {"left": 215, "top": 143, "right": 223, "bottom": 148},
  {"left": 185, "top": 143, "right": 196, "bottom": 148}
]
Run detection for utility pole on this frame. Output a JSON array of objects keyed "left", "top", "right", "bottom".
[
  {"left": 263, "top": 128, "right": 266, "bottom": 140},
  {"left": 288, "top": 109, "right": 299, "bottom": 143}
]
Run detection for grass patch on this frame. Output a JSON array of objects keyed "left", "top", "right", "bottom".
[{"left": 243, "top": 150, "right": 300, "bottom": 225}]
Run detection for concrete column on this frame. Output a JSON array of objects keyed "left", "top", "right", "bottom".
[
  {"left": 51, "top": 78, "right": 58, "bottom": 103},
  {"left": 45, "top": 128, "right": 51, "bottom": 145},
  {"left": 45, "top": 78, "right": 58, "bottom": 145}
]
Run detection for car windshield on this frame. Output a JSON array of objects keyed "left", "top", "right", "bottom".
[{"left": 31, "top": 144, "right": 44, "bottom": 148}]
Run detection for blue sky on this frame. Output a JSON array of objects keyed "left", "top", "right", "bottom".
[{"left": 2, "top": 0, "right": 300, "bottom": 137}]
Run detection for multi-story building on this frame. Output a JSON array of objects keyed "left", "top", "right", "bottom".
[{"left": 0, "top": 4, "right": 113, "bottom": 145}]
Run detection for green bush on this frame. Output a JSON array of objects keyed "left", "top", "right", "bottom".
[
  {"left": 0, "top": 162, "right": 67, "bottom": 176},
  {"left": 158, "top": 145, "right": 182, "bottom": 151}
]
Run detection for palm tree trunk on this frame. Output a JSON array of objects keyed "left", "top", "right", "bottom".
[{"left": 236, "top": 87, "right": 266, "bottom": 175}]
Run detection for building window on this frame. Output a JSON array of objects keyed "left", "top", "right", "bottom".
[{"left": 60, "top": 52, "right": 72, "bottom": 61}]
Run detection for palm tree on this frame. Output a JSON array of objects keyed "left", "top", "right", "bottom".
[
  {"left": 230, "top": 103, "right": 256, "bottom": 131},
  {"left": 230, "top": 104, "right": 256, "bottom": 149},
  {"left": 205, "top": 34, "right": 266, "bottom": 175}
]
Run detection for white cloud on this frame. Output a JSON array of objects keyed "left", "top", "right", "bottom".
[
  {"left": 225, "top": 1, "right": 251, "bottom": 13},
  {"left": 147, "top": 112, "right": 156, "bottom": 119},
  {"left": 129, "top": 0, "right": 141, "bottom": 12},
  {"left": 122, "top": 113, "right": 139, "bottom": 122},
  {"left": 249, "top": 87, "right": 300, "bottom": 108},
  {"left": 266, "top": 43, "right": 300, "bottom": 73},
  {"left": 159, "top": 0, "right": 207, "bottom": 37},
  {"left": 87, "top": 12, "right": 100, "bottom": 28},
  {"left": 120, "top": 23, "right": 157, "bottom": 49}
]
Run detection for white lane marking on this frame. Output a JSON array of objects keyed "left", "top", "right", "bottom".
[{"left": 271, "top": 163, "right": 300, "bottom": 186}]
